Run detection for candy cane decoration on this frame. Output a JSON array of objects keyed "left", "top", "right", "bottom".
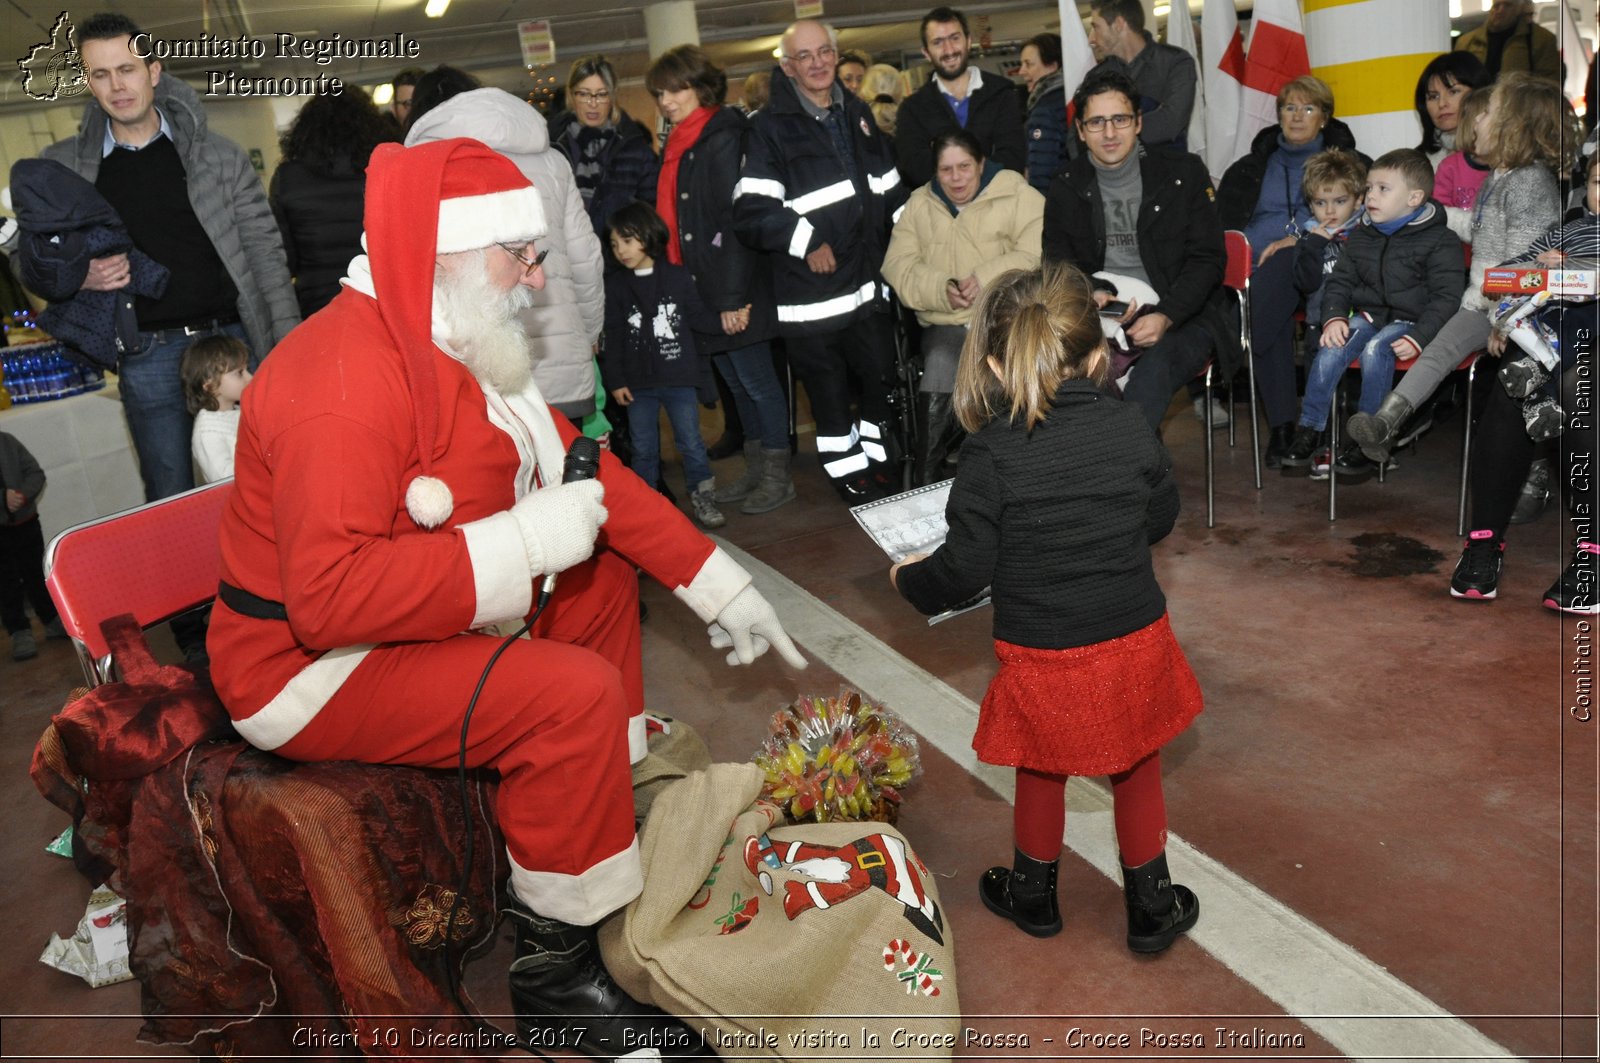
[{"left": 882, "top": 938, "right": 943, "bottom": 997}]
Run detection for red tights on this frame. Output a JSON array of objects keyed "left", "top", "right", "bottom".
[{"left": 1013, "top": 751, "right": 1167, "bottom": 867}]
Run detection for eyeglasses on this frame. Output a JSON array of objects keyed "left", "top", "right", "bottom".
[
  {"left": 1080, "top": 113, "right": 1135, "bottom": 132},
  {"left": 572, "top": 89, "right": 611, "bottom": 104},
  {"left": 499, "top": 243, "right": 550, "bottom": 276},
  {"left": 784, "top": 45, "right": 837, "bottom": 66},
  {"left": 1278, "top": 103, "right": 1321, "bottom": 116}
]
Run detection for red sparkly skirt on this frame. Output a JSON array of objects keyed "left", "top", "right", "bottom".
[{"left": 975, "top": 613, "right": 1203, "bottom": 776}]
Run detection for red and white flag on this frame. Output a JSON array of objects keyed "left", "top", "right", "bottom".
[
  {"left": 1232, "top": 0, "right": 1310, "bottom": 162},
  {"left": 1201, "top": 0, "right": 1245, "bottom": 180},
  {"left": 1056, "top": 0, "right": 1098, "bottom": 126},
  {"left": 1557, "top": 0, "right": 1592, "bottom": 112},
  {"left": 1165, "top": 1, "right": 1205, "bottom": 161}
]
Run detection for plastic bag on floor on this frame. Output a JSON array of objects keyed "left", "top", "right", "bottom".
[{"left": 39, "top": 884, "right": 133, "bottom": 987}]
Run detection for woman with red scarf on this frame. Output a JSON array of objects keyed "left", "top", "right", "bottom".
[{"left": 647, "top": 46, "right": 795, "bottom": 515}]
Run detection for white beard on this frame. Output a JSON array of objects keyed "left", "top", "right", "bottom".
[{"left": 433, "top": 252, "right": 536, "bottom": 395}]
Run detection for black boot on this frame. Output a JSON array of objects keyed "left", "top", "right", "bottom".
[
  {"left": 978, "top": 848, "right": 1062, "bottom": 937},
  {"left": 1120, "top": 852, "right": 1199, "bottom": 954},
  {"left": 506, "top": 903, "right": 703, "bottom": 1058},
  {"left": 914, "top": 391, "right": 960, "bottom": 487},
  {"left": 1263, "top": 422, "right": 1295, "bottom": 470}
]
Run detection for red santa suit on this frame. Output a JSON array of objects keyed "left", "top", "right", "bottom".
[{"left": 208, "top": 140, "right": 754, "bottom": 925}]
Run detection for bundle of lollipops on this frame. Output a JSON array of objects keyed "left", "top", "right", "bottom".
[{"left": 752, "top": 689, "right": 921, "bottom": 824}]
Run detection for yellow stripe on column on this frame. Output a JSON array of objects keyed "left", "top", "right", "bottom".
[
  {"left": 1313, "top": 52, "right": 1439, "bottom": 118},
  {"left": 1302, "top": 0, "right": 1368, "bottom": 11}
]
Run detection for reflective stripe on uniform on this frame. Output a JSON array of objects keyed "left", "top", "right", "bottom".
[
  {"left": 867, "top": 169, "right": 900, "bottom": 196},
  {"left": 734, "top": 176, "right": 787, "bottom": 201},
  {"left": 787, "top": 179, "right": 856, "bottom": 216},
  {"left": 816, "top": 426, "right": 861, "bottom": 453},
  {"left": 823, "top": 451, "right": 871, "bottom": 477},
  {"left": 788, "top": 216, "right": 815, "bottom": 259},
  {"left": 858, "top": 420, "right": 888, "bottom": 461},
  {"left": 777, "top": 280, "right": 877, "bottom": 324}
]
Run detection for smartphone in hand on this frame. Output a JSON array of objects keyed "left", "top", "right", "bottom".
[{"left": 1098, "top": 299, "right": 1130, "bottom": 317}]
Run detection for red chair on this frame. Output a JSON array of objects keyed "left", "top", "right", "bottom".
[
  {"left": 1222, "top": 231, "right": 1264, "bottom": 490},
  {"left": 45, "top": 481, "right": 231, "bottom": 685}
]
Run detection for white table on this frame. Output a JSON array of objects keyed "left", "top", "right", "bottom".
[{"left": 0, "top": 385, "right": 145, "bottom": 542}]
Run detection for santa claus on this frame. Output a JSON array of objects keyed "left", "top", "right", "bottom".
[{"left": 209, "top": 137, "right": 806, "bottom": 1052}]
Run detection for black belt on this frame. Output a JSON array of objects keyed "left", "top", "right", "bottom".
[
  {"left": 139, "top": 316, "right": 241, "bottom": 342},
  {"left": 218, "top": 580, "right": 288, "bottom": 621}
]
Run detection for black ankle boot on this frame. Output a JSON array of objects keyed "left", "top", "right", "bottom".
[
  {"left": 978, "top": 848, "right": 1062, "bottom": 937},
  {"left": 914, "top": 391, "right": 960, "bottom": 487},
  {"left": 1120, "top": 852, "right": 1199, "bottom": 954},
  {"left": 506, "top": 903, "right": 703, "bottom": 1058}
]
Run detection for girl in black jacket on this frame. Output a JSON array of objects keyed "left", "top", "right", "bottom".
[{"left": 891, "top": 264, "right": 1202, "bottom": 953}]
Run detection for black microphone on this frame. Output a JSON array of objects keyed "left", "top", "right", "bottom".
[{"left": 538, "top": 435, "right": 603, "bottom": 607}]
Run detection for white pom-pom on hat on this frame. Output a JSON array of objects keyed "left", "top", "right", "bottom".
[{"left": 406, "top": 475, "right": 454, "bottom": 529}]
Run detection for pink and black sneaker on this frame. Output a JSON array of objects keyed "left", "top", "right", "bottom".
[
  {"left": 1543, "top": 542, "right": 1600, "bottom": 615},
  {"left": 1450, "top": 530, "right": 1503, "bottom": 600}
]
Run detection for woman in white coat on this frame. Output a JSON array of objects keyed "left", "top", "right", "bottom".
[
  {"left": 407, "top": 80, "right": 607, "bottom": 425},
  {"left": 882, "top": 130, "right": 1045, "bottom": 484}
]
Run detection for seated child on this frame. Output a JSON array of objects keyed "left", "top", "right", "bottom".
[
  {"left": 180, "top": 334, "right": 252, "bottom": 484},
  {"left": 601, "top": 202, "right": 729, "bottom": 529},
  {"left": 1290, "top": 149, "right": 1367, "bottom": 335},
  {"left": 1434, "top": 87, "right": 1492, "bottom": 242},
  {"left": 1491, "top": 150, "right": 1600, "bottom": 442},
  {"left": 1282, "top": 149, "right": 1466, "bottom": 477}
]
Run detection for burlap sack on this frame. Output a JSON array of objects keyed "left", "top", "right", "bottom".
[
  {"left": 632, "top": 714, "right": 714, "bottom": 820},
  {"left": 600, "top": 763, "right": 960, "bottom": 1061}
]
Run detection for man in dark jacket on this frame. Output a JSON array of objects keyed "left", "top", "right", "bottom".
[
  {"left": 1043, "top": 70, "right": 1237, "bottom": 434},
  {"left": 735, "top": 19, "right": 909, "bottom": 502},
  {"left": 895, "top": 7, "right": 1026, "bottom": 189},
  {"left": 32, "top": 13, "right": 297, "bottom": 506},
  {"left": 1085, "top": 0, "right": 1197, "bottom": 151}
]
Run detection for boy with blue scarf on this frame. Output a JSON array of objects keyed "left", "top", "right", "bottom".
[{"left": 1281, "top": 148, "right": 1465, "bottom": 477}]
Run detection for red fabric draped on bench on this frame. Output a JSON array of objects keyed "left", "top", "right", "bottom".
[{"left": 32, "top": 616, "right": 511, "bottom": 1058}]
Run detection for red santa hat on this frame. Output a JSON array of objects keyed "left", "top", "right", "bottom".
[{"left": 362, "top": 138, "right": 546, "bottom": 528}]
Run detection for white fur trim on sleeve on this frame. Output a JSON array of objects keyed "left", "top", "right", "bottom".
[
  {"left": 671, "top": 545, "right": 752, "bottom": 622},
  {"left": 460, "top": 510, "right": 535, "bottom": 627},
  {"left": 436, "top": 186, "right": 547, "bottom": 254}
]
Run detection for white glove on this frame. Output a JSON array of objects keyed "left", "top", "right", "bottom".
[
  {"left": 509, "top": 480, "right": 608, "bottom": 578},
  {"left": 708, "top": 584, "right": 808, "bottom": 668}
]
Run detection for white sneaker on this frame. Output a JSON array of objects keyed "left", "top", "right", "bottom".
[{"left": 1192, "top": 396, "right": 1230, "bottom": 429}]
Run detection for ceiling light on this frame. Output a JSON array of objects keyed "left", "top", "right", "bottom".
[
  {"left": 373, "top": 84, "right": 394, "bottom": 105},
  {"left": 1154, "top": 4, "right": 1170, "bottom": 15},
  {"left": 425, "top": 0, "right": 450, "bottom": 18}
]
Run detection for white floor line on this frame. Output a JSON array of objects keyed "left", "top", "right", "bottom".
[{"left": 719, "top": 540, "right": 1524, "bottom": 1063}]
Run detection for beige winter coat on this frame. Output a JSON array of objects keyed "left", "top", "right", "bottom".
[{"left": 881, "top": 167, "right": 1044, "bottom": 328}]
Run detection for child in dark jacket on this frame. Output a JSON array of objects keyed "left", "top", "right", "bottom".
[
  {"left": 891, "top": 264, "right": 1203, "bottom": 953},
  {"left": 1291, "top": 149, "right": 1367, "bottom": 329},
  {"left": 602, "top": 203, "right": 728, "bottom": 528},
  {"left": 0, "top": 430, "right": 66, "bottom": 660},
  {"left": 1282, "top": 149, "right": 1466, "bottom": 477}
]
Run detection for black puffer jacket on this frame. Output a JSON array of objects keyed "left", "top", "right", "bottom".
[
  {"left": 270, "top": 154, "right": 370, "bottom": 318},
  {"left": 1042, "top": 147, "right": 1242, "bottom": 378},
  {"left": 672, "top": 106, "right": 777, "bottom": 355},
  {"left": 553, "top": 111, "right": 660, "bottom": 250},
  {"left": 1320, "top": 202, "right": 1466, "bottom": 353},
  {"left": 11, "top": 157, "right": 169, "bottom": 368},
  {"left": 1215, "top": 119, "right": 1362, "bottom": 232}
]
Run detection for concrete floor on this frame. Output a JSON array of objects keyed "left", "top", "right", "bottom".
[{"left": 1, "top": 384, "right": 1594, "bottom": 1062}]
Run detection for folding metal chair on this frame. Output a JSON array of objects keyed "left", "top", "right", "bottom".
[
  {"left": 1222, "top": 231, "right": 1265, "bottom": 490},
  {"left": 1323, "top": 350, "right": 1482, "bottom": 529},
  {"left": 44, "top": 481, "right": 231, "bottom": 686}
]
